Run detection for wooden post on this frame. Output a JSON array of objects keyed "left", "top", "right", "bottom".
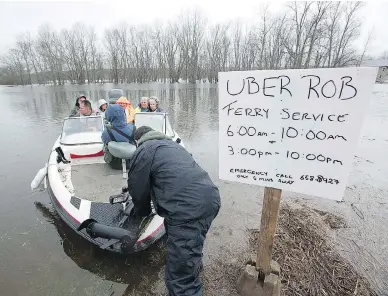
[{"left": 256, "top": 187, "right": 282, "bottom": 276}]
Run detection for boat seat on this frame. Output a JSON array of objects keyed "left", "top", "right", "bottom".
[
  {"left": 107, "top": 142, "right": 137, "bottom": 179},
  {"left": 108, "top": 142, "right": 136, "bottom": 159}
]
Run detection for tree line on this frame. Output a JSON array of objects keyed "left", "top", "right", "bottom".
[{"left": 0, "top": 1, "right": 372, "bottom": 85}]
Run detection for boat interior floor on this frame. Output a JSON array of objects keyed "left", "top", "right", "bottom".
[{"left": 71, "top": 163, "right": 127, "bottom": 203}]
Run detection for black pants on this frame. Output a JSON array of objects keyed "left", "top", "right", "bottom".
[{"left": 164, "top": 208, "right": 219, "bottom": 296}]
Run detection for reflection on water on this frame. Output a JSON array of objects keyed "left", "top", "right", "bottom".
[{"left": 6, "top": 83, "right": 218, "bottom": 130}]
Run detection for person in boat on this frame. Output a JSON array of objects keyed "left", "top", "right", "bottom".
[
  {"left": 101, "top": 104, "right": 136, "bottom": 169},
  {"left": 67, "top": 100, "right": 101, "bottom": 132},
  {"left": 134, "top": 97, "right": 150, "bottom": 113},
  {"left": 69, "top": 95, "right": 86, "bottom": 116},
  {"left": 148, "top": 96, "right": 165, "bottom": 112},
  {"left": 108, "top": 88, "right": 124, "bottom": 105},
  {"left": 101, "top": 104, "right": 135, "bottom": 145},
  {"left": 126, "top": 126, "right": 221, "bottom": 296},
  {"left": 116, "top": 96, "right": 135, "bottom": 124},
  {"left": 79, "top": 100, "right": 99, "bottom": 117},
  {"left": 98, "top": 99, "right": 108, "bottom": 116}
]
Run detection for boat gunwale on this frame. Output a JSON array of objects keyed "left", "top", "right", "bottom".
[{"left": 47, "top": 161, "right": 166, "bottom": 254}]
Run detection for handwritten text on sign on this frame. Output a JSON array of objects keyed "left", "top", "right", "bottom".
[{"left": 218, "top": 67, "right": 377, "bottom": 201}]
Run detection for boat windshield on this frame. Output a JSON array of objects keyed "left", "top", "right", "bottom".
[
  {"left": 60, "top": 116, "right": 104, "bottom": 145},
  {"left": 135, "top": 112, "right": 175, "bottom": 138}
]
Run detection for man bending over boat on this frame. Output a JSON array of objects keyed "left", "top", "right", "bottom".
[{"left": 126, "top": 126, "right": 221, "bottom": 296}]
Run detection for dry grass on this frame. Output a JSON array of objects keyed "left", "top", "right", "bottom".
[
  {"left": 203, "top": 256, "right": 247, "bottom": 296},
  {"left": 202, "top": 203, "right": 377, "bottom": 296},
  {"left": 312, "top": 208, "right": 347, "bottom": 229},
  {"left": 247, "top": 204, "right": 377, "bottom": 296}
]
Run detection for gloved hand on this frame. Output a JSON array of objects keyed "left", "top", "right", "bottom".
[
  {"left": 129, "top": 207, "right": 149, "bottom": 221},
  {"left": 128, "top": 207, "right": 143, "bottom": 220},
  {"left": 128, "top": 207, "right": 136, "bottom": 217}
]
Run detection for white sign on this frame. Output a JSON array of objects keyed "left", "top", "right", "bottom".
[{"left": 218, "top": 67, "right": 378, "bottom": 201}]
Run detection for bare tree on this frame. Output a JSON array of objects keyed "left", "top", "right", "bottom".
[
  {"left": 2, "top": 49, "right": 25, "bottom": 84},
  {"left": 230, "top": 20, "right": 243, "bottom": 71},
  {"left": 205, "top": 23, "right": 230, "bottom": 82},
  {"left": 152, "top": 21, "right": 169, "bottom": 82},
  {"left": 178, "top": 8, "right": 207, "bottom": 83},
  {"left": 36, "top": 24, "right": 64, "bottom": 85},
  {"left": 164, "top": 22, "right": 185, "bottom": 83},
  {"left": 16, "top": 34, "right": 33, "bottom": 84},
  {"left": 332, "top": 2, "right": 364, "bottom": 67},
  {"left": 358, "top": 28, "right": 374, "bottom": 66},
  {"left": 104, "top": 28, "right": 120, "bottom": 83},
  {"left": 0, "top": 3, "right": 370, "bottom": 85},
  {"left": 266, "top": 15, "right": 288, "bottom": 69}
]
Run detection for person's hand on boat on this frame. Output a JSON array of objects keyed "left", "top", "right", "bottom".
[
  {"left": 128, "top": 207, "right": 142, "bottom": 220},
  {"left": 128, "top": 206, "right": 150, "bottom": 221},
  {"left": 128, "top": 207, "right": 135, "bottom": 217}
]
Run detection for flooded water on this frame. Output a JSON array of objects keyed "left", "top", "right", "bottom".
[{"left": 0, "top": 82, "right": 387, "bottom": 295}]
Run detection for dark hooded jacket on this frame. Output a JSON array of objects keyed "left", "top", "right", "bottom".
[
  {"left": 152, "top": 107, "right": 166, "bottom": 113},
  {"left": 101, "top": 104, "right": 135, "bottom": 144},
  {"left": 126, "top": 130, "right": 221, "bottom": 224}
]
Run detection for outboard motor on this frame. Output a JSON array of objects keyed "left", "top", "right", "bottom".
[
  {"left": 77, "top": 190, "right": 144, "bottom": 253},
  {"left": 108, "top": 89, "right": 124, "bottom": 105},
  {"left": 77, "top": 218, "right": 138, "bottom": 253},
  {"left": 77, "top": 197, "right": 138, "bottom": 253}
]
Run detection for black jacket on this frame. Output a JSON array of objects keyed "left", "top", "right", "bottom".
[{"left": 127, "top": 132, "right": 220, "bottom": 224}]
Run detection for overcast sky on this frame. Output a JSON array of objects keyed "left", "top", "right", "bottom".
[{"left": 1, "top": 0, "right": 387, "bottom": 57}]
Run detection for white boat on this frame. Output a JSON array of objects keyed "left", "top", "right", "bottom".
[{"left": 31, "top": 111, "right": 185, "bottom": 254}]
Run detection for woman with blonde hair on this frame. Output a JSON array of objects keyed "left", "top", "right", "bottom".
[{"left": 116, "top": 96, "right": 135, "bottom": 124}]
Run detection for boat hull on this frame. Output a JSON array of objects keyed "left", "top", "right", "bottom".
[{"left": 46, "top": 137, "right": 166, "bottom": 254}]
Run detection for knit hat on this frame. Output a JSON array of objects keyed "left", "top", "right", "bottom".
[{"left": 134, "top": 126, "right": 154, "bottom": 141}]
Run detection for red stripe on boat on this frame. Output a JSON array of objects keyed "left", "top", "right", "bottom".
[
  {"left": 70, "top": 150, "right": 104, "bottom": 159},
  {"left": 136, "top": 223, "right": 164, "bottom": 244}
]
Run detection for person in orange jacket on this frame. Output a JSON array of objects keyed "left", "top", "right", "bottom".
[{"left": 116, "top": 96, "right": 135, "bottom": 124}]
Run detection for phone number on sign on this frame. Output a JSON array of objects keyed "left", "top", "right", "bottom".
[{"left": 300, "top": 175, "right": 339, "bottom": 184}]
